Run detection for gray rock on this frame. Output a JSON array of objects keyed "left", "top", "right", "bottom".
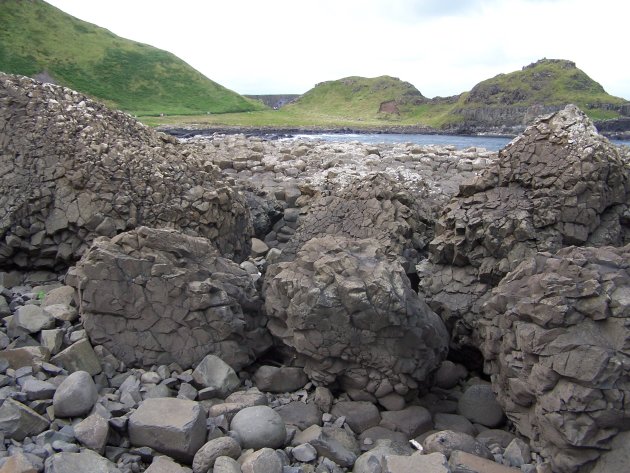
[
  {"left": 423, "top": 430, "right": 493, "bottom": 460},
  {"left": 314, "top": 386, "right": 334, "bottom": 414},
  {"left": 382, "top": 452, "right": 449, "bottom": 473},
  {"left": 192, "top": 436, "right": 241, "bottom": 473},
  {"left": 192, "top": 354, "right": 240, "bottom": 398},
  {"left": 433, "top": 413, "right": 476, "bottom": 436},
  {"left": 43, "top": 304, "right": 78, "bottom": 323},
  {"left": 275, "top": 401, "right": 322, "bottom": 431},
  {"left": 376, "top": 393, "right": 405, "bottom": 411},
  {"left": 52, "top": 370, "right": 98, "bottom": 418},
  {"left": 0, "top": 346, "right": 50, "bottom": 370},
  {"left": 0, "top": 451, "right": 40, "bottom": 473},
  {"left": 380, "top": 405, "right": 433, "bottom": 438},
  {"left": 457, "top": 384, "right": 504, "bottom": 428},
  {"left": 434, "top": 361, "right": 468, "bottom": 389},
  {"left": 309, "top": 426, "right": 360, "bottom": 468},
  {"left": 22, "top": 378, "right": 56, "bottom": 401},
  {"left": 42, "top": 286, "right": 76, "bottom": 308},
  {"left": 40, "top": 329, "right": 64, "bottom": 355},
  {"left": 230, "top": 405, "right": 286, "bottom": 450},
  {"left": 0, "top": 397, "right": 49, "bottom": 440},
  {"left": 448, "top": 450, "right": 519, "bottom": 473},
  {"left": 213, "top": 456, "right": 243, "bottom": 473},
  {"left": 358, "top": 426, "right": 409, "bottom": 450},
  {"left": 503, "top": 438, "right": 531, "bottom": 468},
  {"left": 353, "top": 439, "right": 413, "bottom": 473},
  {"left": 590, "top": 431, "right": 630, "bottom": 473},
  {"left": 291, "top": 443, "right": 317, "bottom": 462},
  {"left": 43, "top": 450, "right": 121, "bottom": 473},
  {"left": 240, "top": 448, "right": 282, "bottom": 473},
  {"left": 264, "top": 236, "right": 448, "bottom": 394},
  {"left": 331, "top": 401, "right": 381, "bottom": 434},
  {"left": 10, "top": 305, "right": 54, "bottom": 335},
  {"left": 475, "top": 429, "right": 516, "bottom": 449},
  {"left": 50, "top": 338, "right": 102, "bottom": 375},
  {"left": 145, "top": 456, "right": 189, "bottom": 473},
  {"left": 251, "top": 238, "right": 269, "bottom": 257},
  {"left": 128, "top": 398, "right": 207, "bottom": 463},
  {"left": 74, "top": 414, "right": 110, "bottom": 454},
  {"left": 252, "top": 365, "right": 308, "bottom": 393},
  {"left": 69, "top": 227, "right": 270, "bottom": 371}
]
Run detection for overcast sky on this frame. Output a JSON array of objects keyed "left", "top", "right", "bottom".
[{"left": 46, "top": 0, "right": 629, "bottom": 99}]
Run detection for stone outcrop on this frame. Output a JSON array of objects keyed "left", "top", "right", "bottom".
[
  {"left": 264, "top": 235, "right": 449, "bottom": 396},
  {"left": 480, "top": 245, "right": 630, "bottom": 473},
  {"left": 67, "top": 226, "right": 271, "bottom": 370},
  {"left": 0, "top": 73, "right": 252, "bottom": 270},
  {"left": 419, "top": 105, "right": 630, "bottom": 353}
]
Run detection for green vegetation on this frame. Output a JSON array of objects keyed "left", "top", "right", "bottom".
[{"left": 0, "top": 0, "right": 264, "bottom": 115}]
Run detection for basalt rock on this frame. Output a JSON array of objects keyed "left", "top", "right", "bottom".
[
  {"left": 264, "top": 235, "right": 448, "bottom": 395},
  {"left": 67, "top": 226, "right": 271, "bottom": 370},
  {"left": 480, "top": 245, "right": 630, "bottom": 473},
  {"left": 0, "top": 73, "right": 252, "bottom": 270},
  {"left": 419, "top": 105, "right": 630, "bottom": 352}
]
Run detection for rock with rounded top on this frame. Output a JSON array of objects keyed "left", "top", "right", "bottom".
[
  {"left": 52, "top": 370, "right": 98, "bottom": 418},
  {"left": 43, "top": 450, "right": 121, "bottom": 473},
  {"left": 330, "top": 401, "right": 381, "bottom": 434},
  {"left": 144, "top": 456, "right": 188, "bottom": 473},
  {"left": 192, "top": 436, "right": 241, "bottom": 473},
  {"left": 213, "top": 456, "right": 242, "bottom": 473},
  {"left": 433, "top": 413, "right": 476, "bottom": 436},
  {"left": 291, "top": 443, "right": 317, "bottom": 462},
  {"left": 240, "top": 448, "right": 282, "bottom": 473},
  {"left": 457, "top": 384, "right": 504, "bottom": 428},
  {"left": 423, "top": 430, "right": 493, "bottom": 460},
  {"left": 128, "top": 397, "right": 206, "bottom": 463},
  {"left": 252, "top": 365, "right": 307, "bottom": 393},
  {"left": 230, "top": 405, "right": 286, "bottom": 450},
  {"left": 353, "top": 439, "right": 413, "bottom": 473},
  {"left": 309, "top": 426, "right": 361, "bottom": 468},
  {"left": 435, "top": 361, "right": 468, "bottom": 389},
  {"left": 382, "top": 451, "right": 449, "bottom": 473},
  {"left": 380, "top": 405, "right": 433, "bottom": 438},
  {"left": 192, "top": 354, "right": 240, "bottom": 399}
]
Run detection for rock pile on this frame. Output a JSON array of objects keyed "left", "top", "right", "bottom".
[
  {"left": 419, "top": 105, "right": 630, "bottom": 352},
  {"left": 264, "top": 236, "right": 449, "bottom": 399},
  {"left": 0, "top": 73, "right": 252, "bottom": 270},
  {"left": 480, "top": 245, "right": 630, "bottom": 472},
  {"left": 67, "top": 226, "right": 271, "bottom": 370}
]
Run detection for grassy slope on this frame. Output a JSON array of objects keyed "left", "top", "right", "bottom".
[
  {"left": 148, "top": 60, "right": 629, "bottom": 129},
  {"left": 0, "top": 0, "right": 264, "bottom": 115}
]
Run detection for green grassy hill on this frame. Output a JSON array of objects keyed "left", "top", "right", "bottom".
[
  {"left": 0, "top": 0, "right": 264, "bottom": 116},
  {"left": 284, "top": 75, "right": 427, "bottom": 121}
]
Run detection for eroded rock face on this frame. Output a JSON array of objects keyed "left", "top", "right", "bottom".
[
  {"left": 67, "top": 227, "right": 271, "bottom": 370},
  {"left": 0, "top": 73, "right": 251, "bottom": 270},
  {"left": 264, "top": 235, "right": 448, "bottom": 396},
  {"left": 480, "top": 245, "right": 630, "bottom": 473},
  {"left": 419, "top": 105, "right": 630, "bottom": 351}
]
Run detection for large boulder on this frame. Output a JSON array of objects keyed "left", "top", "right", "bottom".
[
  {"left": 480, "top": 245, "right": 630, "bottom": 472},
  {"left": 67, "top": 226, "right": 271, "bottom": 370},
  {"left": 0, "top": 73, "right": 251, "bottom": 270},
  {"left": 419, "top": 105, "right": 630, "bottom": 353},
  {"left": 264, "top": 235, "right": 448, "bottom": 395}
]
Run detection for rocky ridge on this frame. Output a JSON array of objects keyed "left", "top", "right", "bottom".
[{"left": 0, "top": 73, "right": 629, "bottom": 473}]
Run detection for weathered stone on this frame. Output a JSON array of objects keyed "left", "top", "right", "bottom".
[
  {"left": 10, "top": 305, "right": 54, "bottom": 334},
  {"left": 264, "top": 236, "right": 448, "bottom": 393},
  {"left": 43, "top": 304, "right": 78, "bottom": 323},
  {"left": 192, "top": 354, "right": 240, "bottom": 398},
  {"left": 252, "top": 365, "right": 307, "bottom": 393},
  {"left": 240, "top": 448, "right": 282, "bottom": 473},
  {"left": 274, "top": 401, "right": 322, "bottom": 431},
  {"left": 0, "top": 73, "right": 252, "bottom": 270},
  {"left": 69, "top": 227, "right": 271, "bottom": 370},
  {"left": 53, "top": 370, "right": 98, "bottom": 418},
  {"left": 145, "top": 456, "right": 189, "bottom": 473},
  {"left": 423, "top": 430, "right": 493, "bottom": 460},
  {"left": 380, "top": 405, "right": 433, "bottom": 438},
  {"left": 331, "top": 401, "right": 381, "bottom": 434},
  {"left": 0, "top": 346, "right": 50, "bottom": 370},
  {"left": 50, "top": 338, "right": 102, "bottom": 375},
  {"left": 251, "top": 238, "right": 269, "bottom": 257},
  {"left": 448, "top": 450, "right": 520, "bottom": 473},
  {"left": 435, "top": 361, "right": 468, "bottom": 389},
  {"left": 0, "top": 451, "right": 39, "bottom": 473},
  {"left": 22, "top": 378, "right": 56, "bottom": 401},
  {"left": 128, "top": 398, "right": 206, "bottom": 463},
  {"left": 291, "top": 443, "right": 317, "bottom": 462},
  {"left": 40, "top": 329, "right": 64, "bottom": 355},
  {"left": 192, "top": 436, "right": 241, "bottom": 473},
  {"left": 0, "top": 398, "right": 49, "bottom": 440},
  {"left": 74, "top": 414, "right": 110, "bottom": 454},
  {"left": 230, "top": 405, "right": 286, "bottom": 450},
  {"left": 309, "top": 426, "right": 360, "bottom": 468},
  {"left": 433, "top": 413, "right": 476, "bottom": 436},
  {"left": 43, "top": 450, "right": 120, "bottom": 473},
  {"left": 353, "top": 439, "right": 413, "bottom": 473},
  {"left": 213, "top": 456, "right": 242, "bottom": 473},
  {"left": 457, "top": 384, "right": 504, "bottom": 428},
  {"left": 382, "top": 452, "right": 450, "bottom": 473}
]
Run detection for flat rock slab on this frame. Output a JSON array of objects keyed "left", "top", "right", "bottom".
[
  {"left": 448, "top": 450, "right": 520, "bottom": 473},
  {"left": 383, "top": 452, "right": 450, "bottom": 473},
  {"left": 129, "top": 398, "right": 207, "bottom": 463},
  {"left": 145, "top": 456, "right": 189, "bottom": 473},
  {"left": 274, "top": 401, "right": 322, "bottom": 430},
  {"left": 50, "top": 338, "right": 102, "bottom": 375},
  {"left": 44, "top": 451, "right": 121, "bottom": 473},
  {"left": 0, "top": 346, "right": 50, "bottom": 370},
  {"left": 0, "top": 398, "right": 49, "bottom": 441}
]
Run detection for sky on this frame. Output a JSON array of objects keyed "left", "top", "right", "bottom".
[{"left": 45, "top": 0, "right": 630, "bottom": 99}]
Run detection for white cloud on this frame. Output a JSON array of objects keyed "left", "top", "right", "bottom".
[{"left": 44, "top": 0, "right": 630, "bottom": 98}]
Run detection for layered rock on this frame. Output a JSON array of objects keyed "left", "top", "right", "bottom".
[
  {"left": 480, "top": 245, "right": 630, "bottom": 473},
  {"left": 419, "top": 105, "right": 630, "bottom": 352},
  {"left": 0, "top": 73, "right": 251, "bottom": 270},
  {"left": 264, "top": 235, "right": 449, "bottom": 396},
  {"left": 67, "top": 226, "right": 271, "bottom": 370}
]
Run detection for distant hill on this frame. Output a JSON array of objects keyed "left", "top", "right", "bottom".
[
  {"left": 284, "top": 75, "right": 428, "bottom": 120},
  {"left": 0, "top": 0, "right": 264, "bottom": 116}
]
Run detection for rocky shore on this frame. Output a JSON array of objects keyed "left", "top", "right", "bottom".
[{"left": 1, "top": 72, "right": 629, "bottom": 473}]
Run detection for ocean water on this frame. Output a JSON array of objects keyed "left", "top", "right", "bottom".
[{"left": 290, "top": 133, "right": 630, "bottom": 152}]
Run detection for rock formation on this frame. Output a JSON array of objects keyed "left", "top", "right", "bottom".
[
  {"left": 419, "top": 105, "right": 630, "bottom": 353},
  {"left": 67, "top": 226, "right": 271, "bottom": 370},
  {"left": 264, "top": 235, "right": 449, "bottom": 398},
  {"left": 0, "top": 73, "right": 252, "bottom": 270},
  {"left": 480, "top": 245, "right": 630, "bottom": 472}
]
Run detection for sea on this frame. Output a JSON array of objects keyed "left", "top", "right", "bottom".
[{"left": 288, "top": 133, "right": 630, "bottom": 152}]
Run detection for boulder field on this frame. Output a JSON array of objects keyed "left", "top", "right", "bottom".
[{"left": 0, "top": 73, "right": 629, "bottom": 473}]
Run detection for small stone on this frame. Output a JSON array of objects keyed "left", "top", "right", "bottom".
[
  {"left": 53, "top": 370, "right": 98, "bottom": 418},
  {"left": 251, "top": 238, "right": 269, "bottom": 257},
  {"left": 504, "top": 438, "right": 531, "bottom": 467},
  {"left": 40, "top": 329, "right": 64, "bottom": 355},
  {"left": 192, "top": 436, "right": 241, "bottom": 473},
  {"left": 230, "top": 405, "right": 286, "bottom": 450},
  {"left": 314, "top": 386, "right": 334, "bottom": 413},
  {"left": 292, "top": 443, "right": 317, "bottom": 462}
]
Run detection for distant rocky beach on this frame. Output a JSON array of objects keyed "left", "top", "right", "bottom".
[{"left": 1, "top": 72, "right": 630, "bottom": 473}]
